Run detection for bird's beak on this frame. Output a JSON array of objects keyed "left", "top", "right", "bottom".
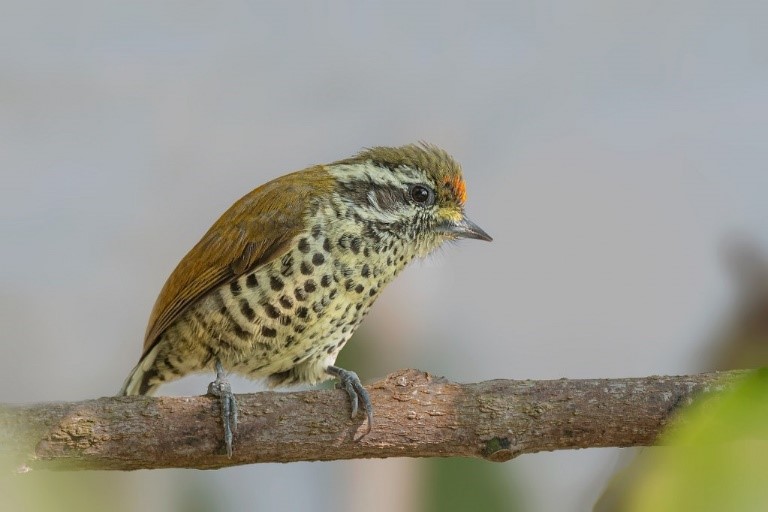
[{"left": 436, "top": 214, "right": 493, "bottom": 242}]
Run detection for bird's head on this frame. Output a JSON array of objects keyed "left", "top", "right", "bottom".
[{"left": 328, "top": 142, "right": 492, "bottom": 257}]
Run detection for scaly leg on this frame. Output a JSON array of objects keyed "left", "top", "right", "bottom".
[
  {"left": 326, "top": 365, "right": 372, "bottom": 433},
  {"left": 207, "top": 359, "right": 238, "bottom": 456}
]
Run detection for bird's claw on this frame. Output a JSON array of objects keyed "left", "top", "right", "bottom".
[
  {"left": 208, "top": 360, "right": 238, "bottom": 457},
  {"left": 327, "top": 365, "right": 373, "bottom": 434}
]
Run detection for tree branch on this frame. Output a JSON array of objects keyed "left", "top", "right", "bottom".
[{"left": 0, "top": 369, "right": 747, "bottom": 472}]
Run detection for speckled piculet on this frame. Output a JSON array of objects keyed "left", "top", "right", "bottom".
[{"left": 119, "top": 142, "right": 492, "bottom": 455}]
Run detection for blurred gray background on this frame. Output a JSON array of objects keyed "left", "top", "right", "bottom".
[{"left": 2, "top": 1, "right": 768, "bottom": 511}]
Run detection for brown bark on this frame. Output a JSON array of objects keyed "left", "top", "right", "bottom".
[{"left": 0, "top": 368, "right": 746, "bottom": 472}]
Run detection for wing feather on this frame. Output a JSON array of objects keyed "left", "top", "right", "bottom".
[{"left": 141, "top": 165, "right": 335, "bottom": 356}]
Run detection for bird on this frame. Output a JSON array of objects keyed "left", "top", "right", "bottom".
[{"left": 119, "top": 142, "right": 492, "bottom": 455}]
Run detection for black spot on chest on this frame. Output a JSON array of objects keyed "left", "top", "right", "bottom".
[
  {"left": 280, "top": 254, "right": 294, "bottom": 277},
  {"left": 338, "top": 234, "right": 352, "bottom": 249},
  {"left": 294, "top": 287, "right": 308, "bottom": 301},
  {"left": 270, "top": 275, "right": 284, "bottom": 291},
  {"left": 263, "top": 303, "right": 280, "bottom": 318},
  {"left": 239, "top": 299, "right": 256, "bottom": 321}
]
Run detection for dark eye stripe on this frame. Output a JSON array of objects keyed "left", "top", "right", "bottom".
[
  {"left": 338, "top": 179, "right": 406, "bottom": 211},
  {"left": 373, "top": 185, "right": 407, "bottom": 210}
]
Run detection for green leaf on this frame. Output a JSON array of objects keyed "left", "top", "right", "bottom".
[{"left": 627, "top": 369, "right": 768, "bottom": 512}]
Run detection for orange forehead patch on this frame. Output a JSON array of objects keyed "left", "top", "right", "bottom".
[{"left": 444, "top": 176, "right": 467, "bottom": 205}]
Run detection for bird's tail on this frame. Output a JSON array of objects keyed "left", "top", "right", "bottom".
[{"left": 118, "top": 344, "right": 162, "bottom": 396}]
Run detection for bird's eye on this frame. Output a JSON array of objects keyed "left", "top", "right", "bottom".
[{"left": 409, "top": 184, "right": 434, "bottom": 205}]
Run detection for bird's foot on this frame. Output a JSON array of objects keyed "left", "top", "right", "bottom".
[
  {"left": 326, "top": 365, "right": 372, "bottom": 434},
  {"left": 207, "top": 360, "right": 238, "bottom": 457}
]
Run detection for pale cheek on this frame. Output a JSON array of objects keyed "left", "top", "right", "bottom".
[
  {"left": 415, "top": 234, "right": 446, "bottom": 259},
  {"left": 437, "top": 206, "right": 463, "bottom": 222}
]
